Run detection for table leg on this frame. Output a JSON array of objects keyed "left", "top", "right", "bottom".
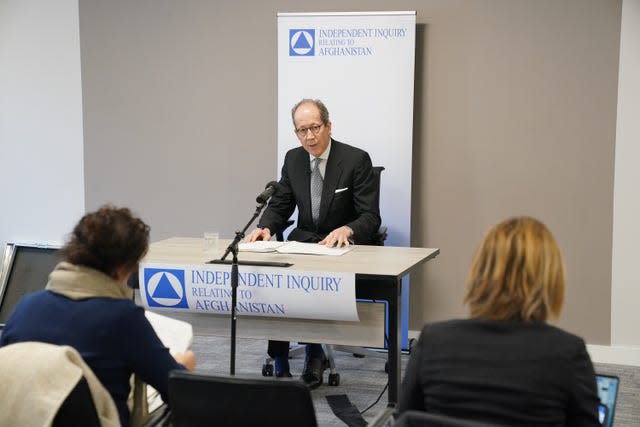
[
  {"left": 355, "top": 274, "right": 403, "bottom": 406},
  {"left": 387, "top": 276, "right": 402, "bottom": 406}
]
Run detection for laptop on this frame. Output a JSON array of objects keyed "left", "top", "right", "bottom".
[{"left": 596, "top": 374, "right": 620, "bottom": 427}]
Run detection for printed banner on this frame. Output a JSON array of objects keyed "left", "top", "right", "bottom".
[
  {"left": 277, "top": 11, "right": 415, "bottom": 247},
  {"left": 278, "top": 11, "right": 416, "bottom": 347},
  {"left": 138, "top": 262, "right": 358, "bottom": 321}
]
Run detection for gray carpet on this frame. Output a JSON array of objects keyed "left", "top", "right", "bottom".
[
  {"left": 191, "top": 334, "right": 640, "bottom": 427},
  {"left": 190, "top": 334, "right": 398, "bottom": 426}
]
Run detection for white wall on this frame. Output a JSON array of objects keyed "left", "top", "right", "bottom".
[
  {"left": 611, "top": 0, "right": 640, "bottom": 347},
  {"left": 0, "top": 0, "right": 85, "bottom": 249}
]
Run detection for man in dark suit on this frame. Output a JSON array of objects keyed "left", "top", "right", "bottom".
[{"left": 246, "top": 98, "right": 381, "bottom": 388}]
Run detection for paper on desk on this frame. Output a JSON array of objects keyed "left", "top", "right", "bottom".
[
  {"left": 239, "top": 240, "right": 353, "bottom": 256},
  {"left": 276, "top": 241, "right": 354, "bottom": 256},
  {"left": 145, "top": 311, "right": 193, "bottom": 412},
  {"left": 238, "top": 241, "right": 285, "bottom": 252},
  {"left": 145, "top": 311, "right": 193, "bottom": 353}
]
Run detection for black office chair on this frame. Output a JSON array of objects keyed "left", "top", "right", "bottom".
[
  {"left": 370, "top": 166, "right": 388, "bottom": 244},
  {"left": 53, "top": 377, "right": 101, "bottom": 427},
  {"left": 168, "top": 370, "right": 318, "bottom": 427},
  {"left": 393, "top": 411, "right": 501, "bottom": 427},
  {"left": 263, "top": 167, "right": 389, "bottom": 385}
]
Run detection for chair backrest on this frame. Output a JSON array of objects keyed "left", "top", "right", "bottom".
[
  {"left": 0, "top": 243, "right": 60, "bottom": 325},
  {"left": 371, "top": 166, "right": 387, "bottom": 246},
  {"left": 0, "top": 342, "right": 113, "bottom": 427},
  {"left": 371, "top": 166, "right": 385, "bottom": 207},
  {"left": 53, "top": 377, "right": 101, "bottom": 427},
  {"left": 394, "top": 411, "right": 501, "bottom": 427},
  {"left": 169, "top": 370, "right": 318, "bottom": 427},
  {"left": 275, "top": 219, "right": 296, "bottom": 242}
]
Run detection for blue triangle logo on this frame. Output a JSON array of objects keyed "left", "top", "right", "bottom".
[
  {"left": 152, "top": 273, "right": 180, "bottom": 299},
  {"left": 294, "top": 33, "right": 311, "bottom": 49}
]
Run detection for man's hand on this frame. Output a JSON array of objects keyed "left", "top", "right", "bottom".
[
  {"left": 319, "top": 226, "right": 353, "bottom": 248},
  {"left": 245, "top": 228, "right": 272, "bottom": 242}
]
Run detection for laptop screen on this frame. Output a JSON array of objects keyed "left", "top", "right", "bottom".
[{"left": 596, "top": 374, "right": 620, "bottom": 427}]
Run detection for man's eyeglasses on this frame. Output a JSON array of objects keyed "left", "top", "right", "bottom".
[{"left": 295, "top": 123, "right": 324, "bottom": 137}]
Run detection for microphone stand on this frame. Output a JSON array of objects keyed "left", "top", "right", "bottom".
[{"left": 219, "top": 201, "right": 267, "bottom": 375}]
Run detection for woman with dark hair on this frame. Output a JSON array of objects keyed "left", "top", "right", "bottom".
[
  {"left": 398, "top": 216, "right": 600, "bottom": 426},
  {"left": 0, "top": 205, "right": 196, "bottom": 427}
]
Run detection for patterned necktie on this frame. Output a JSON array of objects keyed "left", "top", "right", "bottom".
[{"left": 310, "top": 157, "right": 323, "bottom": 225}]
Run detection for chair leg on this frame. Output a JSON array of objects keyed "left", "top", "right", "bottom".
[
  {"left": 288, "top": 344, "right": 306, "bottom": 358},
  {"left": 262, "top": 342, "right": 305, "bottom": 376},
  {"left": 332, "top": 345, "right": 387, "bottom": 361},
  {"left": 263, "top": 344, "right": 387, "bottom": 379},
  {"left": 322, "top": 344, "right": 341, "bottom": 386},
  {"left": 261, "top": 358, "right": 274, "bottom": 376},
  {"left": 322, "top": 344, "right": 337, "bottom": 373}
]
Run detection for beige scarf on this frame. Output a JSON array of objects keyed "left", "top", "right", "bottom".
[{"left": 46, "top": 262, "right": 148, "bottom": 427}]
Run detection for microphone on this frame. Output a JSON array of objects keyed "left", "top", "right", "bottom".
[{"left": 256, "top": 181, "right": 279, "bottom": 204}]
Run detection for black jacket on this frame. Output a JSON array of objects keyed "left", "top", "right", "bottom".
[
  {"left": 399, "top": 319, "right": 601, "bottom": 426},
  {"left": 258, "top": 139, "right": 381, "bottom": 244}
]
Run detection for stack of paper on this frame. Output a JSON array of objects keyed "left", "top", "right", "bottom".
[
  {"left": 239, "top": 240, "right": 354, "bottom": 256},
  {"left": 237, "top": 241, "right": 285, "bottom": 252}
]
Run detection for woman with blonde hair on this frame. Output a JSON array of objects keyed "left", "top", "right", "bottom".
[{"left": 398, "top": 216, "right": 600, "bottom": 426}]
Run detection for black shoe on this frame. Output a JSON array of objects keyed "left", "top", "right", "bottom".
[
  {"left": 300, "top": 355, "right": 328, "bottom": 389},
  {"left": 274, "top": 357, "right": 291, "bottom": 378},
  {"left": 276, "top": 371, "right": 293, "bottom": 378}
]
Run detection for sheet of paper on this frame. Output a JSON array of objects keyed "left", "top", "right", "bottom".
[
  {"left": 145, "top": 311, "right": 193, "bottom": 412},
  {"left": 145, "top": 310, "right": 193, "bottom": 353},
  {"left": 238, "top": 241, "right": 285, "bottom": 252},
  {"left": 276, "top": 241, "right": 354, "bottom": 256}
]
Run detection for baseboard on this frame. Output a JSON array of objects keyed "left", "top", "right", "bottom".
[{"left": 587, "top": 344, "right": 640, "bottom": 367}]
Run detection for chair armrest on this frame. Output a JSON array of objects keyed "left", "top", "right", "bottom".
[{"left": 374, "top": 225, "right": 388, "bottom": 246}]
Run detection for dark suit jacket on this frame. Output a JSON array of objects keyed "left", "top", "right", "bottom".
[
  {"left": 258, "top": 139, "right": 381, "bottom": 244},
  {"left": 398, "top": 319, "right": 601, "bottom": 427}
]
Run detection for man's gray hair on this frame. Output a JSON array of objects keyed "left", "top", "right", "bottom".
[{"left": 291, "top": 99, "right": 330, "bottom": 127}]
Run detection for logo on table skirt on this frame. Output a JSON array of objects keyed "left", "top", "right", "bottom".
[
  {"left": 289, "top": 29, "right": 315, "bottom": 56},
  {"left": 143, "top": 268, "right": 188, "bottom": 308}
]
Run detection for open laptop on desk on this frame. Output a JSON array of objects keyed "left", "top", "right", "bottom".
[{"left": 596, "top": 374, "right": 620, "bottom": 427}]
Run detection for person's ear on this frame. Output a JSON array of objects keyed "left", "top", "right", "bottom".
[{"left": 112, "top": 265, "right": 133, "bottom": 283}]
